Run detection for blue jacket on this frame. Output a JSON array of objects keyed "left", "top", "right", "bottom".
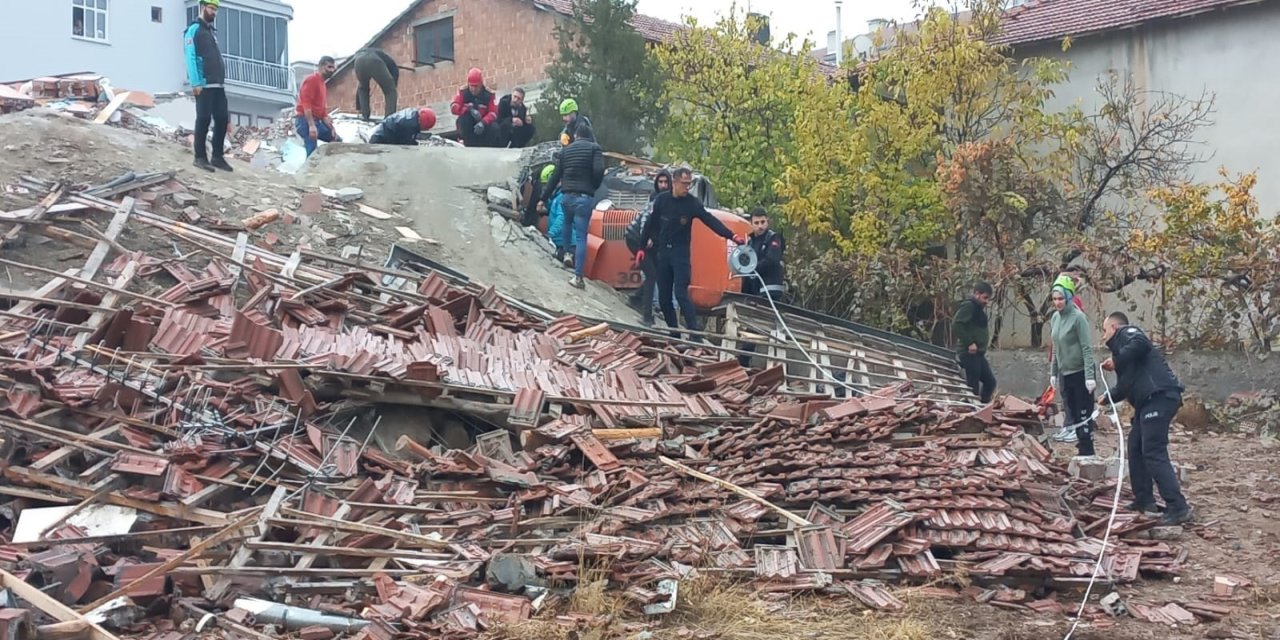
[
  {"left": 370, "top": 108, "right": 423, "bottom": 145},
  {"left": 184, "top": 19, "right": 225, "bottom": 88}
]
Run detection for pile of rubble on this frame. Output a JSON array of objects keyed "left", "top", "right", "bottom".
[{"left": 0, "top": 172, "right": 1207, "bottom": 639}]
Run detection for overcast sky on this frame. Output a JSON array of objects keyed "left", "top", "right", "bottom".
[{"left": 290, "top": 0, "right": 922, "bottom": 63}]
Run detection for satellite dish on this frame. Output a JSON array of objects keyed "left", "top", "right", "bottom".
[{"left": 852, "top": 34, "right": 874, "bottom": 59}]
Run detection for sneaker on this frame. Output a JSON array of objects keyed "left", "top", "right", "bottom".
[
  {"left": 568, "top": 275, "right": 585, "bottom": 289},
  {"left": 193, "top": 158, "right": 215, "bottom": 172},
  {"left": 562, "top": 255, "right": 575, "bottom": 269},
  {"left": 1158, "top": 506, "right": 1194, "bottom": 526},
  {"left": 210, "top": 158, "right": 234, "bottom": 172},
  {"left": 1052, "top": 428, "right": 1078, "bottom": 443}
]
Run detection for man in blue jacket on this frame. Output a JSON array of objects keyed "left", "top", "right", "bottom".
[
  {"left": 1102, "top": 312, "right": 1193, "bottom": 526},
  {"left": 368, "top": 108, "right": 436, "bottom": 145},
  {"left": 184, "top": 0, "right": 230, "bottom": 172}
]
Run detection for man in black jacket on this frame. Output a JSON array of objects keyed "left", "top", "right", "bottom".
[
  {"left": 496, "top": 88, "right": 535, "bottom": 148},
  {"left": 624, "top": 169, "right": 672, "bottom": 326},
  {"left": 542, "top": 123, "right": 604, "bottom": 289},
  {"left": 368, "top": 108, "right": 435, "bottom": 145},
  {"left": 184, "top": 0, "right": 230, "bottom": 172},
  {"left": 639, "top": 166, "right": 746, "bottom": 341},
  {"left": 951, "top": 282, "right": 997, "bottom": 402},
  {"left": 354, "top": 48, "right": 402, "bottom": 121},
  {"left": 1102, "top": 312, "right": 1192, "bottom": 526},
  {"left": 737, "top": 207, "right": 786, "bottom": 366}
]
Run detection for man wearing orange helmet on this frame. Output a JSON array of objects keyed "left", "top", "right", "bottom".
[
  {"left": 369, "top": 108, "right": 437, "bottom": 146},
  {"left": 450, "top": 68, "right": 498, "bottom": 147}
]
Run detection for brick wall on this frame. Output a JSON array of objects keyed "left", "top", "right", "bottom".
[{"left": 327, "top": 0, "right": 561, "bottom": 116}]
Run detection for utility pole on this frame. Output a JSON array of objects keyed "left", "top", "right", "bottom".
[{"left": 834, "top": 0, "right": 844, "bottom": 66}]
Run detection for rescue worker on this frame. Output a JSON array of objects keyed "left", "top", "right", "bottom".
[
  {"left": 541, "top": 123, "right": 604, "bottom": 289},
  {"left": 951, "top": 282, "right": 997, "bottom": 403},
  {"left": 540, "top": 159, "right": 570, "bottom": 261},
  {"left": 558, "top": 98, "right": 592, "bottom": 146},
  {"left": 624, "top": 169, "right": 672, "bottom": 326},
  {"left": 353, "top": 47, "right": 401, "bottom": 121},
  {"left": 1101, "top": 312, "right": 1193, "bottom": 526},
  {"left": 497, "top": 88, "right": 535, "bottom": 148},
  {"left": 638, "top": 166, "right": 746, "bottom": 342},
  {"left": 368, "top": 108, "right": 436, "bottom": 145},
  {"left": 450, "top": 68, "right": 498, "bottom": 147},
  {"left": 1049, "top": 281, "right": 1097, "bottom": 457},
  {"left": 737, "top": 207, "right": 786, "bottom": 366},
  {"left": 295, "top": 56, "right": 340, "bottom": 158},
  {"left": 184, "top": 0, "right": 231, "bottom": 172}
]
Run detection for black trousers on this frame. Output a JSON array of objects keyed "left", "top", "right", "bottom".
[
  {"left": 456, "top": 111, "right": 498, "bottom": 147},
  {"left": 959, "top": 351, "right": 997, "bottom": 403},
  {"left": 194, "top": 87, "right": 228, "bottom": 161},
  {"left": 634, "top": 254, "right": 656, "bottom": 323},
  {"left": 354, "top": 53, "right": 397, "bottom": 120},
  {"left": 498, "top": 118, "right": 535, "bottom": 148},
  {"left": 655, "top": 252, "right": 699, "bottom": 341},
  {"left": 1128, "top": 392, "right": 1188, "bottom": 511},
  {"left": 1061, "top": 370, "right": 1097, "bottom": 456}
]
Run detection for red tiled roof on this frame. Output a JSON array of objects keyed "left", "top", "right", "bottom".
[
  {"left": 995, "top": 0, "right": 1262, "bottom": 46},
  {"left": 532, "top": 0, "right": 684, "bottom": 43}
]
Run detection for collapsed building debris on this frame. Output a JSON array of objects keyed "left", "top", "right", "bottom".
[{"left": 0, "top": 168, "right": 1201, "bottom": 639}]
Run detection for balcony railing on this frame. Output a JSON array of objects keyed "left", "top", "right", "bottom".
[{"left": 224, "top": 55, "right": 292, "bottom": 92}]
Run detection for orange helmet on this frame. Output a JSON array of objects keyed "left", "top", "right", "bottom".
[{"left": 418, "top": 108, "right": 437, "bottom": 130}]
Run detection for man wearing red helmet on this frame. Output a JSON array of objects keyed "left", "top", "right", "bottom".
[
  {"left": 369, "top": 108, "right": 437, "bottom": 146},
  {"left": 450, "top": 68, "right": 498, "bottom": 147}
]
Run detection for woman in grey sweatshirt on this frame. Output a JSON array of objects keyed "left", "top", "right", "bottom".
[{"left": 1049, "top": 284, "right": 1097, "bottom": 457}]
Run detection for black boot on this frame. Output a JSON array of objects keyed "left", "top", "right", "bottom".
[
  {"left": 193, "top": 157, "right": 215, "bottom": 172},
  {"left": 1158, "top": 505, "right": 1193, "bottom": 526}
]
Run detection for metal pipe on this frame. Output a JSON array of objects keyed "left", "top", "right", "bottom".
[{"left": 233, "top": 598, "right": 370, "bottom": 632}]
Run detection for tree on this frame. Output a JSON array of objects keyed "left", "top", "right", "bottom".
[
  {"left": 534, "top": 0, "right": 665, "bottom": 154},
  {"left": 1096, "top": 171, "right": 1280, "bottom": 350},
  {"left": 653, "top": 7, "right": 826, "bottom": 209}
]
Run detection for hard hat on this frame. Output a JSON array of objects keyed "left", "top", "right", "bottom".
[
  {"left": 199, "top": 0, "right": 220, "bottom": 7},
  {"left": 467, "top": 68, "right": 484, "bottom": 85},
  {"left": 540, "top": 164, "right": 556, "bottom": 183},
  {"left": 418, "top": 108, "right": 436, "bottom": 130},
  {"left": 559, "top": 98, "right": 578, "bottom": 115}
]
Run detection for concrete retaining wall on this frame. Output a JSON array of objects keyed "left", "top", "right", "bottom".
[{"left": 987, "top": 349, "right": 1280, "bottom": 401}]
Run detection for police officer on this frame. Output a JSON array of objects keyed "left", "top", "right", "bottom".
[
  {"left": 737, "top": 207, "right": 785, "bottom": 366},
  {"left": 1101, "top": 311, "right": 1193, "bottom": 526}
]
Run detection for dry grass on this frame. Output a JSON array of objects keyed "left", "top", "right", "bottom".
[{"left": 664, "top": 576, "right": 935, "bottom": 640}]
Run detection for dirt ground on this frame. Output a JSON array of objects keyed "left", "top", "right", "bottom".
[{"left": 0, "top": 110, "right": 639, "bottom": 321}]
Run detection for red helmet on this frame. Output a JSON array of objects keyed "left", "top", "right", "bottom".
[
  {"left": 467, "top": 68, "right": 484, "bottom": 85},
  {"left": 418, "top": 108, "right": 437, "bottom": 130}
]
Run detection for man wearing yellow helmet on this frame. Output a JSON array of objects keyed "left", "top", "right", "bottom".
[
  {"left": 558, "top": 98, "right": 591, "bottom": 146},
  {"left": 184, "top": 0, "right": 230, "bottom": 172}
]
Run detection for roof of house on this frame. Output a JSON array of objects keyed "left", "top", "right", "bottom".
[{"left": 995, "top": 0, "right": 1265, "bottom": 45}]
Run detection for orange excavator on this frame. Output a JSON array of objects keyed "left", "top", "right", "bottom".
[{"left": 523, "top": 155, "right": 753, "bottom": 311}]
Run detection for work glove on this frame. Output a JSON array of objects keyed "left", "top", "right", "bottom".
[
  {"left": 470, "top": 108, "right": 481, "bottom": 122},
  {"left": 732, "top": 234, "right": 747, "bottom": 245},
  {"left": 1085, "top": 379, "right": 1097, "bottom": 393},
  {"left": 474, "top": 122, "right": 486, "bottom": 136},
  {"left": 1049, "top": 375, "right": 1058, "bottom": 391},
  {"left": 634, "top": 250, "right": 645, "bottom": 266}
]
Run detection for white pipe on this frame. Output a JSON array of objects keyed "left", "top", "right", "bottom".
[{"left": 834, "top": 1, "right": 844, "bottom": 66}]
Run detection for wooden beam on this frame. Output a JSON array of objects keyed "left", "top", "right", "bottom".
[
  {"left": 2, "top": 466, "right": 227, "bottom": 525},
  {"left": 206, "top": 486, "right": 287, "bottom": 601},
  {"left": 293, "top": 503, "right": 351, "bottom": 571},
  {"left": 78, "top": 197, "right": 132, "bottom": 281},
  {"left": 0, "top": 568, "right": 121, "bottom": 640},
  {"left": 274, "top": 509, "right": 454, "bottom": 550},
  {"left": 2, "top": 185, "right": 65, "bottom": 247}
]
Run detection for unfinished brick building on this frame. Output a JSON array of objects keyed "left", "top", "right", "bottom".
[{"left": 325, "top": 0, "right": 679, "bottom": 129}]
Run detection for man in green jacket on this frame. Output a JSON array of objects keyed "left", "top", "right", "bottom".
[{"left": 952, "top": 282, "right": 996, "bottom": 403}]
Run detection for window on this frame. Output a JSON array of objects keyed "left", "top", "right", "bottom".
[
  {"left": 230, "top": 112, "right": 254, "bottom": 127},
  {"left": 151, "top": 6, "right": 162, "bottom": 22},
  {"left": 413, "top": 17, "right": 455, "bottom": 65},
  {"left": 72, "top": 0, "right": 108, "bottom": 41}
]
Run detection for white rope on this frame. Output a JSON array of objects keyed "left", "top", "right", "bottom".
[{"left": 1061, "top": 366, "right": 1126, "bottom": 640}]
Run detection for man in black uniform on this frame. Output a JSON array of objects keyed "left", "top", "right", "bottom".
[
  {"left": 638, "top": 166, "right": 746, "bottom": 341},
  {"left": 1102, "top": 311, "right": 1193, "bottom": 526},
  {"left": 368, "top": 108, "right": 436, "bottom": 145},
  {"left": 353, "top": 47, "right": 401, "bottom": 121},
  {"left": 737, "top": 207, "right": 786, "bottom": 366},
  {"left": 496, "top": 88, "right": 535, "bottom": 148}
]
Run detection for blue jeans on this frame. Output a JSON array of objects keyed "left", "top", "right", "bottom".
[
  {"left": 561, "top": 193, "right": 595, "bottom": 278},
  {"left": 295, "top": 116, "right": 335, "bottom": 157}
]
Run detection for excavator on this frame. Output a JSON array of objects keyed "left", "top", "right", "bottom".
[{"left": 519, "top": 153, "right": 755, "bottom": 311}]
